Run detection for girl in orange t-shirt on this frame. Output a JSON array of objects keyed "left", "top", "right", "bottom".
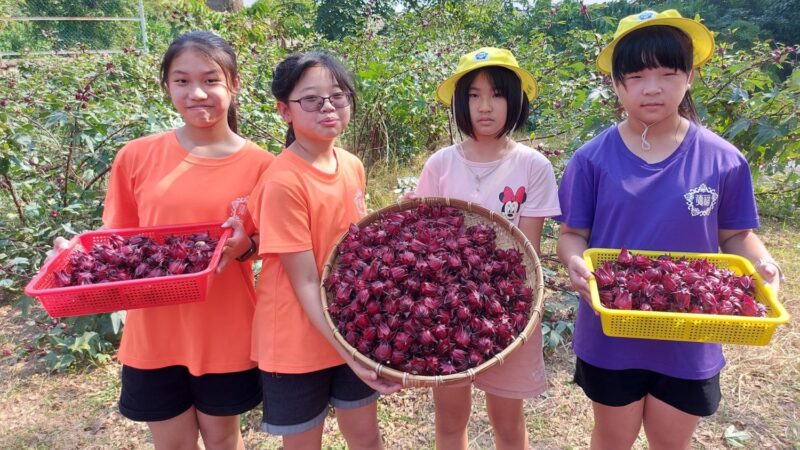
[
  {"left": 249, "top": 52, "right": 400, "bottom": 448},
  {"left": 52, "top": 32, "right": 273, "bottom": 449}
]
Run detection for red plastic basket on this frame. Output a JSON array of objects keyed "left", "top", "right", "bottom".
[{"left": 24, "top": 222, "right": 231, "bottom": 318}]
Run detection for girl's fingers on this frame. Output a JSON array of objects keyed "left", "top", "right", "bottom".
[
  {"left": 45, "top": 236, "right": 71, "bottom": 264},
  {"left": 221, "top": 216, "right": 244, "bottom": 229},
  {"left": 757, "top": 263, "right": 777, "bottom": 282},
  {"left": 53, "top": 236, "right": 70, "bottom": 251},
  {"left": 756, "top": 264, "right": 781, "bottom": 295},
  {"left": 348, "top": 361, "right": 402, "bottom": 394}
]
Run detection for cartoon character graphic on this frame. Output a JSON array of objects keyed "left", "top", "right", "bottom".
[{"left": 499, "top": 186, "right": 527, "bottom": 220}]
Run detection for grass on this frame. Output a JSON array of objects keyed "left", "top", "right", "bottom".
[{"left": 0, "top": 157, "right": 797, "bottom": 448}]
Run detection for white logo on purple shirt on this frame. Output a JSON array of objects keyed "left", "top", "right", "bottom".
[{"left": 684, "top": 183, "right": 718, "bottom": 217}]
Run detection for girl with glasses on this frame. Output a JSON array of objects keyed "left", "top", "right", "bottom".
[{"left": 248, "top": 52, "right": 401, "bottom": 449}]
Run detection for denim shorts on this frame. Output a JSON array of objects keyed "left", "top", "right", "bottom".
[
  {"left": 119, "top": 365, "right": 262, "bottom": 422},
  {"left": 260, "top": 364, "right": 379, "bottom": 435},
  {"left": 574, "top": 357, "right": 721, "bottom": 417}
]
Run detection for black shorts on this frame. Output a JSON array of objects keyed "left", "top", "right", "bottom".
[
  {"left": 574, "top": 357, "right": 721, "bottom": 417},
  {"left": 260, "top": 364, "right": 379, "bottom": 436},
  {"left": 119, "top": 365, "right": 262, "bottom": 422}
]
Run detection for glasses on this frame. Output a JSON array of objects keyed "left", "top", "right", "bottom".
[{"left": 289, "top": 92, "right": 352, "bottom": 112}]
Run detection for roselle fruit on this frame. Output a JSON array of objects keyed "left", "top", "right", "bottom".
[
  {"left": 593, "top": 248, "right": 767, "bottom": 317},
  {"left": 52, "top": 232, "right": 218, "bottom": 288},
  {"left": 324, "top": 204, "right": 534, "bottom": 377}
]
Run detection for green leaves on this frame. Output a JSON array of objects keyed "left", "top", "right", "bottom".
[
  {"left": 724, "top": 424, "right": 753, "bottom": 448},
  {"left": 1, "top": 0, "right": 798, "bottom": 373}
]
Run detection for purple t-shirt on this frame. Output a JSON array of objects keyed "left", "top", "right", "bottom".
[{"left": 556, "top": 122, "right": 759, "bottom": 379}]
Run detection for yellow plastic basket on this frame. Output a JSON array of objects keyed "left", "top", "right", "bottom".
[{"left": 584, "top": 248, "right": 790, "bottom": 345}]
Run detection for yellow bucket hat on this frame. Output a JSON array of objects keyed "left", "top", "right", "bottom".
[
  {"left": 596, "top": 9, "right": 715, "bottom": 75},
  {"left": 435, "top": 47, "right": 538, "bottom": 106}
]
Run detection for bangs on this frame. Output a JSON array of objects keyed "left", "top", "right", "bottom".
[
  {"left": 480, "top": 66, "right": 520, "bottom": 98},
  {"left": 612, "top": 26, "right": 693, "bottom": 81}
]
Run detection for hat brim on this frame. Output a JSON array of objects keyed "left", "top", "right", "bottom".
[
  {"left": 436, "top": 63, "right": 538, "bottom": 106},
  {"left": 596, "top": 17, "right": 715, "bottom": 74}
]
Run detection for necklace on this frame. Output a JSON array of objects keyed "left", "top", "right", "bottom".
[
  {"left": 457, "top": 139, "right": 514, "bottom": 193},
  {"left": 628, "top": 115, "right": 681, "bottom": 152}
]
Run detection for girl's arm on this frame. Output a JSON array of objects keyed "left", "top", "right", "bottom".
[
  {"left": 556, "top": 223, "right": 593, "bottom": 303},
  {"left": 719, "top": 229, "right": 782, "bottom": 294},
  {"left": 280, "top": 250, "right": 403, "bottom": 395},
  {"left": 217, "top": 217, "right": 259, "bottom": 273},
  {"left": 517, "top": 216, "right": 544, "bottom": 256}
]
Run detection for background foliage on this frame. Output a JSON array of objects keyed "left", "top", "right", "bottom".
[
  {"left": 0, "top": 0, "right": 144, "bottom": 53},
  {"left": 1, "top": 0, "right": 798, "bottom": 370}
]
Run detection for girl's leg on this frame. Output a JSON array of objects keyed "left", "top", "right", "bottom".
[
  {"left": 485, "top": 393, "right": 527, "bottom": 450},
  {"left": 590, "top": 398, "right": 644, "bottom": 450},
  {"left": 433, "top": 385, "right": 472, "bottom": 450},
  {"left": 336, "top": 401, "right": 383, "bottom": 450},
  {"left": 148, "top": 406, "right": 201, "bottom": 450},
  {"left": 282, "top": 421, "right": 325, "bottom": 450},
  {"left": 197, "top": 411, "right": 245, "bottom": 450},
  {"left": 642, "top": 394, "right": 699, "bottom": 450}
]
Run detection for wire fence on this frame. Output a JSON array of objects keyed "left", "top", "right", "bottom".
[{"left": 0, "top": 0, "right": 147, "bottom": 57}]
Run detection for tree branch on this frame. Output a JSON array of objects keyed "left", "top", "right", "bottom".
[
  {"left": 62, "top": 118, "right": 79, "bottom": 207},
  {"left": 1, "top": 175, "right": 26, "bottom": 226}
]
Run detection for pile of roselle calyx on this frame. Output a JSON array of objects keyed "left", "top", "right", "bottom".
[
  {"left": 594, "top": 248, "right": 766, "bottom": 317},
  {"left": 53, "top": 232, "right": 218, "bottom": 287},
  {"left": 323, "top": 204, "right": 535, "bottom": 377}
]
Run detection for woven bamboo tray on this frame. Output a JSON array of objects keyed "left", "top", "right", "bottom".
[{"left": 320, "top": 197, "right": 544, "bottom": 387}]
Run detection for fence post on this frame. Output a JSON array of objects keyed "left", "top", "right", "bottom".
[{"left": 138, "top": 0, "right": 148, "bottom": 54}]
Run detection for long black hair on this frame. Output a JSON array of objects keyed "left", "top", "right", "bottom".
[
  {"left": 612, "top": 25, "right": 699, "bottom": 122},
  {"left": 160, "top": 31, "right": 240, "bottom": 132},
  {"left": 452, "top": 66, "right": 530, "bottom": 139},
  {"left": 271, "top": 52, "right": 357, "bottom": 146}
]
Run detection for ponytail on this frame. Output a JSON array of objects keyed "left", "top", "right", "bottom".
[
  {"left": 285, "top": 124, "right": 296, "bottom": 146},
  {"left": 678, "top": 92, "right": 699, "bottom": 123},
  {"left": 227, "top": 99, "right": 238, "bottom": 133}
]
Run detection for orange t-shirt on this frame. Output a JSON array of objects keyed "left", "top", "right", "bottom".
[
  {"left": 102, "top": 130, "right": 274, "bottom": 375},
  {"left": 249, "top": 148, "right": 366, "bottom": 373}
]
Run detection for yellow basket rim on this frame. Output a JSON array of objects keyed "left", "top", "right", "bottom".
[{"left": 583, "top": 247, "right": 790, "bottom": 325}]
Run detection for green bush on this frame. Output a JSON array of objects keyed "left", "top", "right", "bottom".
[{"left": 1, "top": 0, "right": 797, "bottom": 371}]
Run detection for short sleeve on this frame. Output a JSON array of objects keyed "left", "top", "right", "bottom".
[
  {"left": 357, "top": 158, "right": 367, "bottom": 192},
  {"left": 102, "top": 146, "right": 140, "bottom": 228},
  {"left": 555, "top": 152, "right": 595, "bottom": 228},
  {"left": 718, "top": 157, "right": 759, "bottom": 230},
  {"left": 253, "top": 179, "right": 313, "bottom": 254},
  {"left": 415, "top": 154, "right": 440, "bottom": 197},
  {"left": 520, "top": 158, "right": 561, "bottom": 218}
]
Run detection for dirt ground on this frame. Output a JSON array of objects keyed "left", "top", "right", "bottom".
[{"left": 1, "top": 220, "right": 797, "bottom": 449}]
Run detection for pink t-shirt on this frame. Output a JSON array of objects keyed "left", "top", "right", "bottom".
[
  {"left": 415, "top": 142, "right": 561, "bottom": 221},
  {"left": 415, "top": 141, "right": 560, "bottom": 398}
]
